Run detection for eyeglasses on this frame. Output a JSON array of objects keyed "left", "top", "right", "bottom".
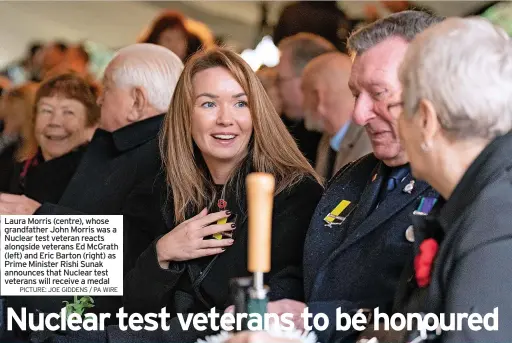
[{"left": 387, "top": 101, "right": 404, "bottom": 118}]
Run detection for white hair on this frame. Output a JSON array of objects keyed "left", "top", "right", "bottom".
[
  {"left": 399, "top": 17, "right": 512, "bottom": 139},
  {"left": 110, "top": 43, "right": 184, "bottom": 113}
]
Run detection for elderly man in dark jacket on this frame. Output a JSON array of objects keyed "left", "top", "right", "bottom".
[
  {"left": 0, "top": 43, "right": 183, "bottom": 326},
  {"left": 260, "top": 11, "right": 443, "bottom": 343}
]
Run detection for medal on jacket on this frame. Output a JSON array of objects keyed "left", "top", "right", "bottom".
[
  {"left": 324, "top": 200, "right": 355, "bottom": 228},
  {"left": 413, "top": 197, "right": 437, "bottom": 216},
  {"left": 213, "top": 199, "right": 228, "bottom": 240}
]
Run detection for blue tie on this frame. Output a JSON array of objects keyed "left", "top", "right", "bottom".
[{"left": 378, "top": 167, "right": 410, "bottom": 203}]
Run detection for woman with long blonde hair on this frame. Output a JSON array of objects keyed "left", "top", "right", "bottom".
[{"left": 123, "top": 48, "right": 322, "bottom": 332}]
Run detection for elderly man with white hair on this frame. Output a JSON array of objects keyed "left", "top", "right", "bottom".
[{"left": 0, "top": 43, "right": 183, "bottom": 325}]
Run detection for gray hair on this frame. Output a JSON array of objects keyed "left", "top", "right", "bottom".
[
  {"left": 399, "top": 17, "right": 512, "bottom": 140},
  {"left": 110, "top": 43, "right": 184, "bottom": 113},
  {"left": 347, "top": 10, "right": 444, "bottom": 57},
  {"left": 279, "top": 33, "right": 336, "bottom": 75}
]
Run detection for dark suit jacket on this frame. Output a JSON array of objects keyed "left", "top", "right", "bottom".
[
  {"left": 393, "top": 132, "right": 512, "bottom": 343},
  {"left": 303, "top": 153, "right": 438, "bottom": 343},
  {"left": 33, "top": 115, "right": 169, "bottom": 320}
]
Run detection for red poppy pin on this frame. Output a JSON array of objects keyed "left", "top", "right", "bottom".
[
  {"left": 217, "top": 199, "right": 227, "bottom": 210},
  {"left": 414, "top": 238, "right": 439, "bottom": 287}
]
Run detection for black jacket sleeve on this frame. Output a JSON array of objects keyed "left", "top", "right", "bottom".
[
  {"left": 266, "top": 177, "right": 323, "bottom": 301},
  {"left": 442, "top": 239, "right": 511, "bottom": 343},
  {"left": 122, "top": 238, "right": 186, "bottom": 315},
  {"left": 441, "top": 194, "right": 512, "bottom": 343}
]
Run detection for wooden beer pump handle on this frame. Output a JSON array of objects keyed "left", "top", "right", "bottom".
[{"left": 246, "top": 172, "right": 275, "bottom": 274}]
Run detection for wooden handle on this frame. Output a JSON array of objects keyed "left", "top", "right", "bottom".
[{"left": 246, "top": 172, "right": 275, "bottom": 273}]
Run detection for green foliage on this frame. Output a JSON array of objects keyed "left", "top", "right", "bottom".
[{"left": 63, "top": 296, "right": 95, "bottom": 317}]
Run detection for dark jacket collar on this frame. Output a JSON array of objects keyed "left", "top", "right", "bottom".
[
  {"left": 438, "top": 132, "right": 512, "bottom": 232},
  {"left": 111, "top": 114, "right": 164, "bottom": 152}
]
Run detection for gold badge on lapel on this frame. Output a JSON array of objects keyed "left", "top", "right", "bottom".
[{"left": 324, "top": 200, "right": 355, "bottom": 228}]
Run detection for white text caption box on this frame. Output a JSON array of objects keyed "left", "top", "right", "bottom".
[{"left": 0, "top": 215, "right": 123, "bottom": 296}]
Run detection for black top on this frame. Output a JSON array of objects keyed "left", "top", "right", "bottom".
[
  {"left": 122, "top": 171, "right": 323, "bottom": 325},
  {"left": 0, "top": 146, "right": 86, "bottom": 203},
  {"left": 394, "top": 132, "right": 512, "bottom": 343}
]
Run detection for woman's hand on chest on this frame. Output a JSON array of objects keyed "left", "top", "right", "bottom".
[{"left": 156, "top": 208, "right": 235, "bottom": 268}]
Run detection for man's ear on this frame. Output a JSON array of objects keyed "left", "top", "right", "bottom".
[
  {"left": 417, "top": 98, "right": 441, "bottom": 143},
  {"left": 127, "top": 86, "right": 147, "bottom": 122}
]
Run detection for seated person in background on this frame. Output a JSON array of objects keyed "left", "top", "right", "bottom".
[
  {"left": 0, "top": 73, "right": 99, "bottom": 202},
  {"left": 121, "top": 47, "right": 322, "bottom": 341},
  {"left": 276, "top": 33, "right": 336, "bottom": 166},
  {"left": 0, "top": 82, "right": 38, "bottom": 175},
  {"left": 385, "top": 17, "right": 512, "bottom": 343},
  {"left": 301, "top": 52, "right": 372, "bottom": 181},
  {"left": 0, "top": 75, "right": 10, "bottom": 94},
  {"left": 1, "top": 73, "right": 99, "bottom": 341},
  {"left": 139, "top": 10, "right": 190, "bottom": 61}
]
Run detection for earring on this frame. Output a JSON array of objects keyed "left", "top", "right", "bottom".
[{"left": 420, "top": 141, "right": 432, "bottom": 152}]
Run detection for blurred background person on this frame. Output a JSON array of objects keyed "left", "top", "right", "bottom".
[
  {"left": 391, "top": 16, "right": 512, "bottom": 343},
  {"left": 302, "top": 52, "right": 372, "bottom": 181},
  {"left": 44, "top": 44, "right": 101, "bottom": 94},
  {"left": 139, "top": 10, "right": 188, "bottom": 61},
  {"left": 0, "top": 74, "right": 99, "bottom": 202},
  {"left": 0, "top": 75, "right": 11, "bottom": 133},
  {"left": 361, "top": 0, "right": 435, "bottom": 25},
  {"left": 0, "top": 82, "right": 38, "bottom": 164},
  {"left": 60, "top": 44, "right": 91, "bottom": 77},
  {"left": 0, "top": 75, "right": 11, "bottom": 92},
  {"left": 185, "top": 17, "right": 215, "bottom": 58},
  {"left": 272, "top": 1, "right": 353, "bottom": 53},
  {"left": 38, "top": 41, "right": 68, "bottom": 81},
  {"left": 138, "top": 9, "right": 214, "bottom": 62},
  {"left": 256, "top": 66, "right": 282, "bottom": 115},
  {"left": 277, "top": 33, "right": 336, "bottom": 166},
  {"left": 1, "top": 42, "right": 44, "bottom": 85}
]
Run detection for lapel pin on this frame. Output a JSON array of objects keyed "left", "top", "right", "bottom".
[
  {"left": 403, "top": 180, "right": 415, "bottom": 194},
  {"left": 371, "top": 173, "right": 377, "bottom": 182},
  {"left": 405, "top": 225, "right": 415, "bottom": 242}
]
